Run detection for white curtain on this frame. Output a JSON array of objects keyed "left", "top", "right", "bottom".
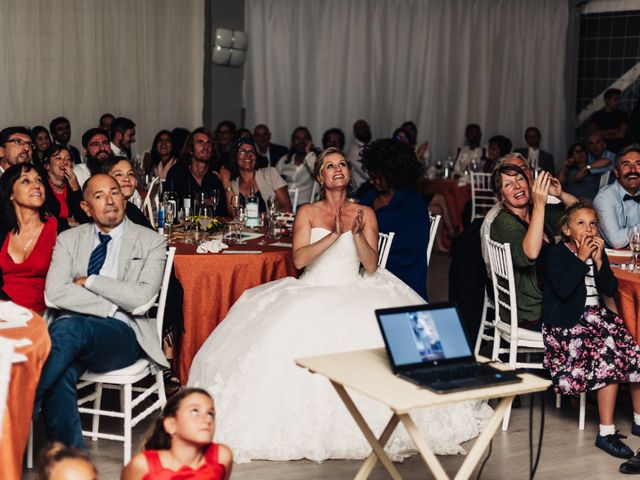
[
  {"left": 0, "top": 0, "right": 204, "bottom": 154},
  {"left": 245, "top": 0, "right": 569, "bottom": 163}
]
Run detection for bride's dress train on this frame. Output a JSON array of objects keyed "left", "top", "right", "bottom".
[{"left": 188, "top": 228, "right": 492, "bottom": 463}]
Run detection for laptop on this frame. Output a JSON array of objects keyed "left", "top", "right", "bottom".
[{"left": 375, "top": 302, "right": 521, "bottom": 393}]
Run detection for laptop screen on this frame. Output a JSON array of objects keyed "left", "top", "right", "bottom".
[{"left": 376, "top": 304, "right": 472, "bottom": 368}]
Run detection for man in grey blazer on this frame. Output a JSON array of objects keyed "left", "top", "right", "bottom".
[{"left": 35, "top": 174, "right": 168, "bottom": 448}]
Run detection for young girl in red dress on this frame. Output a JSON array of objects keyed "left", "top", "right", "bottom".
[{"left": 121, "top": 389, "right": 232, "bottom": 480}]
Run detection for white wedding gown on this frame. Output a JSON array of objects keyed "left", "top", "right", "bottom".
[{"left": 188, "top": 228, "right": 492, "bottom": 463}]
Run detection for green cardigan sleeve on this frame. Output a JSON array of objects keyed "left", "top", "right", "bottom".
[{"left": 490, "top": 211, "right": 535, "bottom": 267}]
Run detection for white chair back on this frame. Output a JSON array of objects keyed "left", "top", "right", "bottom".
[
  {"left": 0, "top": 337, "right": 15, "bottom": 436},
  {"left": 288, "top": 188, "right": 300, "bottom": 213},
  {"left": 142, "top": 177, "right": 162, "bottom": 228},
  {"left": 427, "top": 214, "right": 441, "bottom": 266},
  {"left": 310, "top": 182, "right": 321, "bottom": 203},
  {"left": 470, "top": 172, "right": 496, "bottom": 219},
  {"left": 599, "top": 170, "right": 611, "bottom": 190},
  {"left": 485, "top": 238, "right": 518, "bottom": 335},
  {"left": 377, "top": 232, "right": 395, "bottom": 269}
]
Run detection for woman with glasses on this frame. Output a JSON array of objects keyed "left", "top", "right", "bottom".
[
  {"left": 220, "top": 138, "right": 292, "bottom": 213},
  {"left": 41, "top": 145, "right": 87, "bottom": 231}
]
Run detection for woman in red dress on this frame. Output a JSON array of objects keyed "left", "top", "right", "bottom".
[
  {"left": 121, "top": 388, "right": 232, "bottom": 480},
  {"left": 0, "top": 163, "right": 57, "bottom": 314}
]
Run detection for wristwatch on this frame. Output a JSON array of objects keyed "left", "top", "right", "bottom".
[{"left": 586, "top": 165, "right": 592, "bottom": 172}]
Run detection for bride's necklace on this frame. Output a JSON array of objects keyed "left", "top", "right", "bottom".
[{"left": 15, "top": 224, "right": 43, "bottom": 253}]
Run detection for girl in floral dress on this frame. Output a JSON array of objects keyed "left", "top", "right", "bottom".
[{"left": 543, "top": 203, "right": 640, "bottom": 461}]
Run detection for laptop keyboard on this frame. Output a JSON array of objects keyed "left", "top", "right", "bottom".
[{"left": 409, "top": 363, "right": 498, "bottom": 383}]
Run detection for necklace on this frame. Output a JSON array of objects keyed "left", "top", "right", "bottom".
[{"left": 16, "top": 224, "right": 43, "bottom": 253}]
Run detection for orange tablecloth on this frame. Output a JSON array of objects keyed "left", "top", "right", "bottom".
[
  {"left": 612, "top": 258, "right": 640, "bottom": 340},
  {"left": 1, "top": 313, "right": 50, "bottom": 480},
  {"left": 419, "top": 178, "right": 471, "bottom": 232},
  {"left": 173, "top": 238, "right": 298, "bottom": 382}
]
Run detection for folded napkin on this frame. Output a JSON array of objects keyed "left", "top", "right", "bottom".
[
  {"left": 196, "top": 239, "right": 229, "bottom": 254},
  {"left": 0, "top": 301, "right": 32, "bottom": 323}
]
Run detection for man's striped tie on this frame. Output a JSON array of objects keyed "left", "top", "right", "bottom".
[{"left": 87, "top": 233, "right": 112, "bottom": 276}]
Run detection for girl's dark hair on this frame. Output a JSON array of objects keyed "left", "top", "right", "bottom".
[
  {"left": 0, "top": 163, "right": 48, "bottom": 233},
  {"left": 150, "top": 130, "right": 173, "bottom": 168},
  {"left": 36, "top": 442, "right": 96, "bottom": 480},
  {"left": 143, "top": 388, "right": 214, "bottom": 451},
  {"left": 42, "top": 144, "right": 70, "bottom": 165},
  {"left": 101, "top": 156, "right": 132, "bottom": 175},
  {"left": 360, "top": 138, "right": 424, "bottom": 190},
  {"left": 559, "top": 201, "right": 596, "bottom": 241},
  {"left": 31, "top": 126, "right": 51, "bottom": 147},
  {"left": 490, "top": 163, "right": 530, "bottom": 200}
]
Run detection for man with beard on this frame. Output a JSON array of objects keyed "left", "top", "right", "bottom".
[
  {"left": 347, "top": 119, "right": 372, "bottom": 190},
  {"left": 74, "top": 128, "right": 113, "bottom": 187},
  {"left": 275, "top": 126, "right": 318, "bottom": 205},
  {"left": 0, "top": 126, "right": 33, "bottom": 175},
  {"left": 165, "top": 127, "right": 228, "bottom": 216},
  {"left": 594, "top": 144, "right": 640, "bottom": 248},
  {"left": 109, "top": 117, "right": 136, "bottom": 160}
]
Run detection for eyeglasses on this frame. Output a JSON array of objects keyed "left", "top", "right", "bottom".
[
  {"left": 238, "top": 150, "right": 256, "bottom": 157},
  {"left": 6, "top": 138, "right": 35, "bottom": 149}
]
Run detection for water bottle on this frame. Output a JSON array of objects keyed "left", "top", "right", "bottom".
[
  {"left": 157, "top": 205, "right": 165, "bottom": 235},
  {"left": 246, "top": 187, "right": 260, "bottom": 227}
]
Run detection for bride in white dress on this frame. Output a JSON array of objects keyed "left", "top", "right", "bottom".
[{"left": 188, "top": 147, "right": 492, "bottom": 463}]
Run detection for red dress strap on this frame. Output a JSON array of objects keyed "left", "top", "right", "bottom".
[
  {"left": 205, "top": 443, "right": 219, "bottom": 464},
  {"left": 143, "top": 450, "right": 163, "bottom": 474}
]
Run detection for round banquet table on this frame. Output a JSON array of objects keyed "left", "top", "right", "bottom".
[
  {"left": 418, "top": 178, "right": 471, "bottom": 233},
  {"left": 0, "top": 312, "right": 50, "bottom": 480},
  {"left": 611, "top": 256, "right": 640, "bottom": 340},
  {"left": 173, "top": 237, "right": 298, "bottom": 383}
]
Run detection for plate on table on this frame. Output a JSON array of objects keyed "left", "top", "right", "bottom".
[{"left": 605, "top": 248, "right": 633, "bottom": 258}]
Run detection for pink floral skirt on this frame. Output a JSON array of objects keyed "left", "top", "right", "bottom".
[{"left": 543, "top": 305, "right": 640, "bottom": 395}]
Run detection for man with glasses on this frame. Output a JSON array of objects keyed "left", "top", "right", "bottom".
[
  {"left": 594, "top": 144, "right": 640, "bottom": 248},
  {"left": 165, "top": 127, "right": 228, "bottom": 216},
  {"left": 0, "top": 126, "right": 34, "bottom": 176}
]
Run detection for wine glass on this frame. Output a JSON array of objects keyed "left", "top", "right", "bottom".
[
  {"left": 229, "top": 194, "right": 241, "bottom": 220},
  {"left": 267, "top": 197, "right": 278, "bottom": 219},
  {"left": 198, "top": 206, "right": 213, "bottom": 236},
  {"left": 210, "top": 188, "right": 220, "bottom": 217},
  {"left": 629, "top": 226, "right": 640, "bottom": 271},
  {"left": 235, "top": 207, "right": 247, "bottom": 244}
]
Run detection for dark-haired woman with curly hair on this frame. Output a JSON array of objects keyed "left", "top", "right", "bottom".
[{"left": 359, "top": 138, "right": 431, "bottom": 299}]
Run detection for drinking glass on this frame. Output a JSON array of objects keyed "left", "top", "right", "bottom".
[
  {"left": 229, "top": 194, "right": 241, "bottom": 220},
  {"left": 198, "top": 206, "right": 214, "bottom": 232},
  {"left": 210, "top": 188, "right": 220, "bottom": 217},
  {"left": 629, "top": 226, "right": 640, "bottom": 271},
  {"left": 267, "top": 197, "right": 278, "bottom": 219}
]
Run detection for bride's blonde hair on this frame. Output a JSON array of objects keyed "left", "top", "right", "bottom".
[{"left": 313, "top": 148, "right": 351, "bottom": 186}]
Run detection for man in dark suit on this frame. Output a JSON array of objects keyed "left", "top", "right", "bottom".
[
  {"left": 514, "top": 126, "right": 555, "bottom": 175},
  {"left": 36, "top": 174, "right": 168, "bottom": 447},
  {"left": 50, "top": 116, "right": 83, "bottom": 165},
  {"left": 253, "top": 124, "right": 289, "bottom": 167}
]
